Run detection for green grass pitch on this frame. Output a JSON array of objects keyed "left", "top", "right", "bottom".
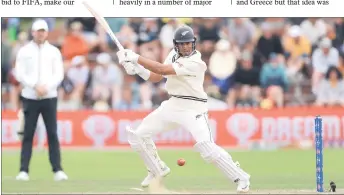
[{"left": 2, "top": 148, "right": 344, "bottom": 193}]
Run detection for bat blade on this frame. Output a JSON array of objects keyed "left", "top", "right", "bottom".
[{"left": 82, "top": 1, "right": 124, "bottom": 50}]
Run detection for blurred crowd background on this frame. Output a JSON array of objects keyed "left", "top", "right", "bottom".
[{"left": 1, "top": 17, "right": 344, "bottom": 111}]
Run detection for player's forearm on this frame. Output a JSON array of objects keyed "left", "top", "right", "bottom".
[
  {"left": 134, "top": 63, "right": 163, "bottom": 83},
  {"left": 148, "top": 72, "right": 164, "bottom": 83},
  {"left": 138, "top": 56, "right": 167, "bottom": 75}
]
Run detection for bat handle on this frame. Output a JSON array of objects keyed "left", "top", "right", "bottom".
[{"left": 117, "top": 44, "right": 124, "bottom": 51}]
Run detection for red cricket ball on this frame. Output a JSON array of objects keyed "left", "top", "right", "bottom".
[{"left": 177, "top": 158, "right": 186, "bottom": 166}]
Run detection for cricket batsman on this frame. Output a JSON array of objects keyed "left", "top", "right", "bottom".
[{"left": 117, "top": 25, "right": 251, "bottom": 193}]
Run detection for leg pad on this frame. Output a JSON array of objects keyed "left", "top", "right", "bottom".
[
  {"left": 127, "top": 127, "right": 168, "bottom": 176},
  {"left": 194, "top": 141, "right": 250, "bottom": 182}
]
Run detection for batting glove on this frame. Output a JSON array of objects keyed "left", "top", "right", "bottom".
[
  {"left": 116, "top": 49, "right": 139, "bottom": 64},
  {"left": 122, "top": 61, "right": 137, "bottom": 75}
]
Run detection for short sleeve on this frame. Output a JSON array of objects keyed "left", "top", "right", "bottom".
[{"left": 163, "top": 50, "right": 176, "bottom": 64}]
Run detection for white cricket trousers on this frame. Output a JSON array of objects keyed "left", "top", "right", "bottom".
[
  {"left": 130, "top": 97, "right": 251, "bottom": 184},
  {"left": 135, "top": 97, "right": 213, "bottom": 143}
]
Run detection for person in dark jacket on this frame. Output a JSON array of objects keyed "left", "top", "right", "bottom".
[{"left": 256, "top": 22, "right": 284, "bottom": 63}]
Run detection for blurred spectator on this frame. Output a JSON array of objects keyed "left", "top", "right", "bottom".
[
  {"left": 92, "top": 53, "right": 124, "bottom": 109},
  {"left": 82, "top": 55, "right": 98, "bottom": 108},
  {"left": 114, "top": 24, "right": 138, "bottom": 51},
  {"left": 208, "top": 39, "right": 237, "bottom": 103},
  {"left": 1, "top": 31, "right": 13, "bottom": 110},
  {"left": 114, "top": 84, "right": 141, "bottom": 111},
  {"left": 2, "top": 30, "right": 22, "bottom": 110},
  {"left": 325, "top": 23, "right": 343, "bottom": 51},
  {"left": 339, "top": 55, "right": 344, "bottom": 76},
  {"left": 256, "top": 22, "right": 284, "bottom": 63},
  {"left": 6, "top": 18, "right": 21, "bottom": 43},
  {"left": 136, "top": 50, "right": 156, "bottom": 109},
  {"left": 10, "top": 31, "right": 29, "bottom": 65},
  {"left": 315, "top": 66, "right": 344, "bottom": 107},
  {"left": 172, "top": 18, "right": 192, "bottom": 25},
  {"left": 3, "top": 17, "right": 342, "bottom": 111},
  {"left": 58, "top": 56, "right": 90, "bottom": 110},
  {"left": 285, "top": 43, "right": 310, "bottom": 86},
  {"left": 136, "top": 18, "right": 160, "bottom": 61},
  {"left": 235, "top": 85, "right": 259, "bottom": 108},
  {"left": 61, "top": 22, "right": 89, "bottom": 61},
  {"left": 43, "top": 18, "right": 56, "bottom": 32},
  {"left": 1, "top": 31, "right": 12, "bottom": 84},
  {"left": 159, "top": 18, "right": 180, "bottom": 60},
  {"left": 124, "top": 74, "right": 141, "bottom": 107},
  {"left": 311, "top": 37, "right": 339, "bottom": 93},
  {"left": 198, "top": 18, "right": 221, "bottom": 58},
  {"left": 300, "top": 18, "right": 327, "bottom": 49},
  {"left": 203, "top": 72, "right": 220, "bottom": 98},
  {"left": 227, "top": 18, "right": 256, "bottom": 50},
  {"left": 107, "top": 18, "right": 128, "bottom": 34},
  {"left": 283, "top": 25, "right": 311, "bottom": 60},
  {"left": 128, "top": 18, "right": 142, "bottom": 34},
  {"left": 285, "top": 50, "right": 310, "bottom": 106},
  {"left": 286, "top": 53, "right": 308, "bottom": 79},
  {"left": 260, "top": 53, "right": 289, "bottom": 107},
  {"left": 66, "top": 18, "right": 99, "bottom": 47},
  {"left": 67, "top": 56, "right": 89, "bottom": 100},
  {"left": 334, "top": 18, "right": 344, "bottom": 51},
  {"left": 264, "top": 18, "right": 286, "bottom": 37},
  {"left": 233, "top": 49, "right": 261, "bottom": 108},
  {"left": 58, "top": 66, "right": 78, "bottom": 111},
  {"left": 1, "top": 18, "right": 8, "bottom": 30},
  {"left": 67, "top": 17, "right": 108, "bottom": 55},
  {"left": 105, "top": 18, "right": 137, "bottom": 51}
]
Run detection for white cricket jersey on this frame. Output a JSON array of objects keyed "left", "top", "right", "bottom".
[{"left": 163, "top": 50, "right": 208, "bottom": 106}]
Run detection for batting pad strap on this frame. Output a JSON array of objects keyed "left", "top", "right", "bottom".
[{"left": 136, "top": 64, "right": 150, "bottom": 81}]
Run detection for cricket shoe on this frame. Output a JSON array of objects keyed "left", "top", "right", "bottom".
[
  {"left": 236, "top": 179, "right": 250, "bottom": 193},
  {"left": 235, "top": 161, "right": 250, "bottom": 193},
  {"left": 16, "top": 171, "right": 29, "bottom": 181},
  {"left": 141, "top": 165, "right": 171, "bottom": 187},
  {"left": 54, "top": 171, "right": 68, "bottom": 181}
]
